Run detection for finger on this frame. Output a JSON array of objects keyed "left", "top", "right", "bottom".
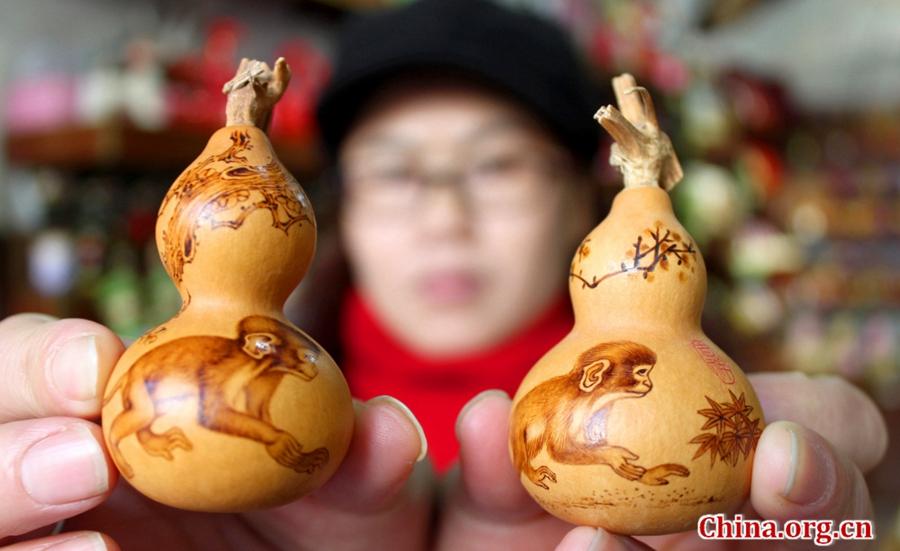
[
  {"left": 750, "top": 372, "right": 887, "bottom": 472},
  {"left": 241, "top": 396, "right": 431, "bottom": 550},
  {"left": 436, "top": 390, "right": 571, "bottom": 550},
  {"left": 1, "top": 531, "right": 118, "bottom": 551},
  {"left": 555, "top": 526, "right": 652, "bottom": 551},
  {"left": 455, "top": 390, "right": 543, "bottom": 518},
  {"left": 0, "top": 418, "right": 116, "bottom": 538},
  {"left": 751, "top": 421, "right": 873, "bottom": 523},
  {"left": 0, "top": 315, "right": 124, "bottom": 422},
  {"left": 309, "top": 395, "right": 427, "bottom": 511}
]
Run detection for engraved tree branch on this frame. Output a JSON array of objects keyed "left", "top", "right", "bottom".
[{"left": 569, "top": 223, "right": 696, "bottom": 289}]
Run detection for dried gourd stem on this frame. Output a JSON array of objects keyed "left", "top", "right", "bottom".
[
  {"left": 594, "top": 73, "right": 683, "bottom": 191},
  {"left": 223, "top": 57, "right": 292, "bottom": 130}
]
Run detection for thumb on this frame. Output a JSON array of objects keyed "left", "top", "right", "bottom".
[
  {"left": 555, "top": 527, "right": 652, "bottom": 551},
  {"left": 0, "top": 314, "right": 124, "bottom": 420},
  {"left": 751, "top": 421, "right": 872, "bottom": 522}
]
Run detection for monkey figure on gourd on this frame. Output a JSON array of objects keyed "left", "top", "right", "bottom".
[
  {"left": 104, "top": 315, "right": 329, "bottom": 479},
  {"left": 510, "top": 341, "right": 690, "bottom": 490}
]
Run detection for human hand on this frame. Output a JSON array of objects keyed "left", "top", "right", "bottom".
[
  {"left": 0, "top": 314, "right": 431, "bottom": 551},
  {"left": 0, "top": 314, "right": 122, "bottom": 550},
  {"left": 3, "top": 314, "right": 885, "bottom": 551}
]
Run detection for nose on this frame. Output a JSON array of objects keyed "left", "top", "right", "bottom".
[
  {"left": 418, "top": 171, "right": 473, "bottom": 240},
  {"left": 308, "top": 363, "right": 319, "bottom": 379}
]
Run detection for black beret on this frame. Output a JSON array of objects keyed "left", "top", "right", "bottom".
[{"left": 315, "top": 0, "right": 602, "bottom": 164}]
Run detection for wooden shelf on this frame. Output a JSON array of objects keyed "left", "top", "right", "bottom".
[{"left": 5, "top": 122, "right": 323, "bottom": 177}]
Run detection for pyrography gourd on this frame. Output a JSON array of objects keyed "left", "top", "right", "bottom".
[
  {"left": 508, "top": 74, "right": 764, "bottom": 535},
  {"left": 101, "top": 58, "right": 354, "bottom": 512}
]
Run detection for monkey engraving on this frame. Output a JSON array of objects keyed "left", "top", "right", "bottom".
[
  {"left": 104, "top": 316, "right": 328, "bottom": 479},
  {"left": 510, "top": 341, "right": 690, "bottom": 489}
]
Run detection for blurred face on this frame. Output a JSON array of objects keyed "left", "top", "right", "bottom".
[{"left": 339, "top": 81, "right": 589, "bottom": 357}]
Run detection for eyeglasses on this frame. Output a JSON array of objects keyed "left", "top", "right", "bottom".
[{"left": 340, "top": 147, "right": 570, "bottom": 215}]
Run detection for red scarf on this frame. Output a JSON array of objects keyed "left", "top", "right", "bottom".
[{"left": 339, "top": 289, "right": 573, "bottom": 473}]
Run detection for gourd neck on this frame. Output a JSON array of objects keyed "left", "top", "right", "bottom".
[
  {"left": 610, "top": 185, "right": 674, "bottom": 218},
  {"left": 178, "top": 290, "right": 287, "bottom": 319},
  {"left": 570, "top": 187, "right": 706, "bottom": 331},
  {"left": 572, "top": 73, "right": 702, "bottom": 331}
]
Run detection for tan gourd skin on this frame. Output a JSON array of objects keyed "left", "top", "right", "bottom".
[
  {"left": 509, "top": 75, "right": 763, "bottom": 535},
  {"left": 100, "top": 59, "right": 353, "bottom": 513}
]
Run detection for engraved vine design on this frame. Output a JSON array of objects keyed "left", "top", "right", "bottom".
[
  {"left": 689, "top": 391, "right": 762, "bottom": 468},
  {"left": 159, "top": 130, "right": 312, "bottom": 284},
  {"left": 570, "top": 222, "right": 696, "bottom": 289}
]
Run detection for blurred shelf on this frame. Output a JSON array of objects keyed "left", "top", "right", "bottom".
[{"left": 5, "top": 121, "right": 323, "bottom": 177}]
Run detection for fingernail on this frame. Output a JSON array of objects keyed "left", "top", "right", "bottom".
[
  {"left": 588, "top": 528, "right": 606, "bottom": 551},
  {"left": 455, "top": 389, "right": 509, "bottom": 441},
  {"left": 46, "top": 533, "right": 107, "bottom": 551},
  {"left": 49, "top": 335, "right": 99, "bottom": 402},
  {"left": 21, "top": 426, "right": 109, "bottom": 505},
  {"left": 777, "top": 422, "right": 836, "bottom": 505},
  {"left": 589, "top": 528, "right": 641, "bottom": 551},
  {"left": 369, "top": 395, "right": 428, "bottom": 462}
]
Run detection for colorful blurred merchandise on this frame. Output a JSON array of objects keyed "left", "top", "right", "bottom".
[
  {"left": 166, "top": 18, "right": 245, "bottom": 130},
  {"left": 4, "top": 72, "right": 78, "bottom": 133},
  {"left": 3, "top": 16, "right": 333, "bottom": 137},
  {"left": 93, "top": 241, "right": 143, "bottom": 339},
  {"left": 671, "top": 161, "right": 749, "bottom": 248}
]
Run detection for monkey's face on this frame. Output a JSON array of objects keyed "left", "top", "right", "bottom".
[
  {"left": 291, "top": 350, "right": 319, "bottom": 381},
  {"left": 243, "top": 332, "right": 319, "bottom": 381},
  {"left": 273, "top": 342, "right": 319, "bottom": 382},
  {"left": 625, "top": 364, "right": 654, "bottom": 395}
]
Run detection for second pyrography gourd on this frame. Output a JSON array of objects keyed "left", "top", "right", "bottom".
[{"left": 509, "top": 74, "right": 764, "bottom": 534}]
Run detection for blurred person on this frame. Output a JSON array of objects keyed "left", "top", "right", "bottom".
[
  {"left": 0, "top": 1, "right": 887, "bottom": 550},
  {"left": 306, "top": 0, "right": 602, "bottom": 472}
]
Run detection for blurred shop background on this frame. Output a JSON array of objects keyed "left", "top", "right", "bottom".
[{"left": 0, "top": 0, "right": 897, "bottom": 545}]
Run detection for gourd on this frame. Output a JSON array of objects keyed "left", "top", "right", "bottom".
[
  {"left": 101, "top": 58, "right": 354, "bottom": 512},
  {"left": 508, "top": 74, "right": 764, "bottom": 534}
]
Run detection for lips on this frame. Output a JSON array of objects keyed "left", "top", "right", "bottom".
[{"left": 418, "top": 270, "right": 482, "bottom": 305}]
